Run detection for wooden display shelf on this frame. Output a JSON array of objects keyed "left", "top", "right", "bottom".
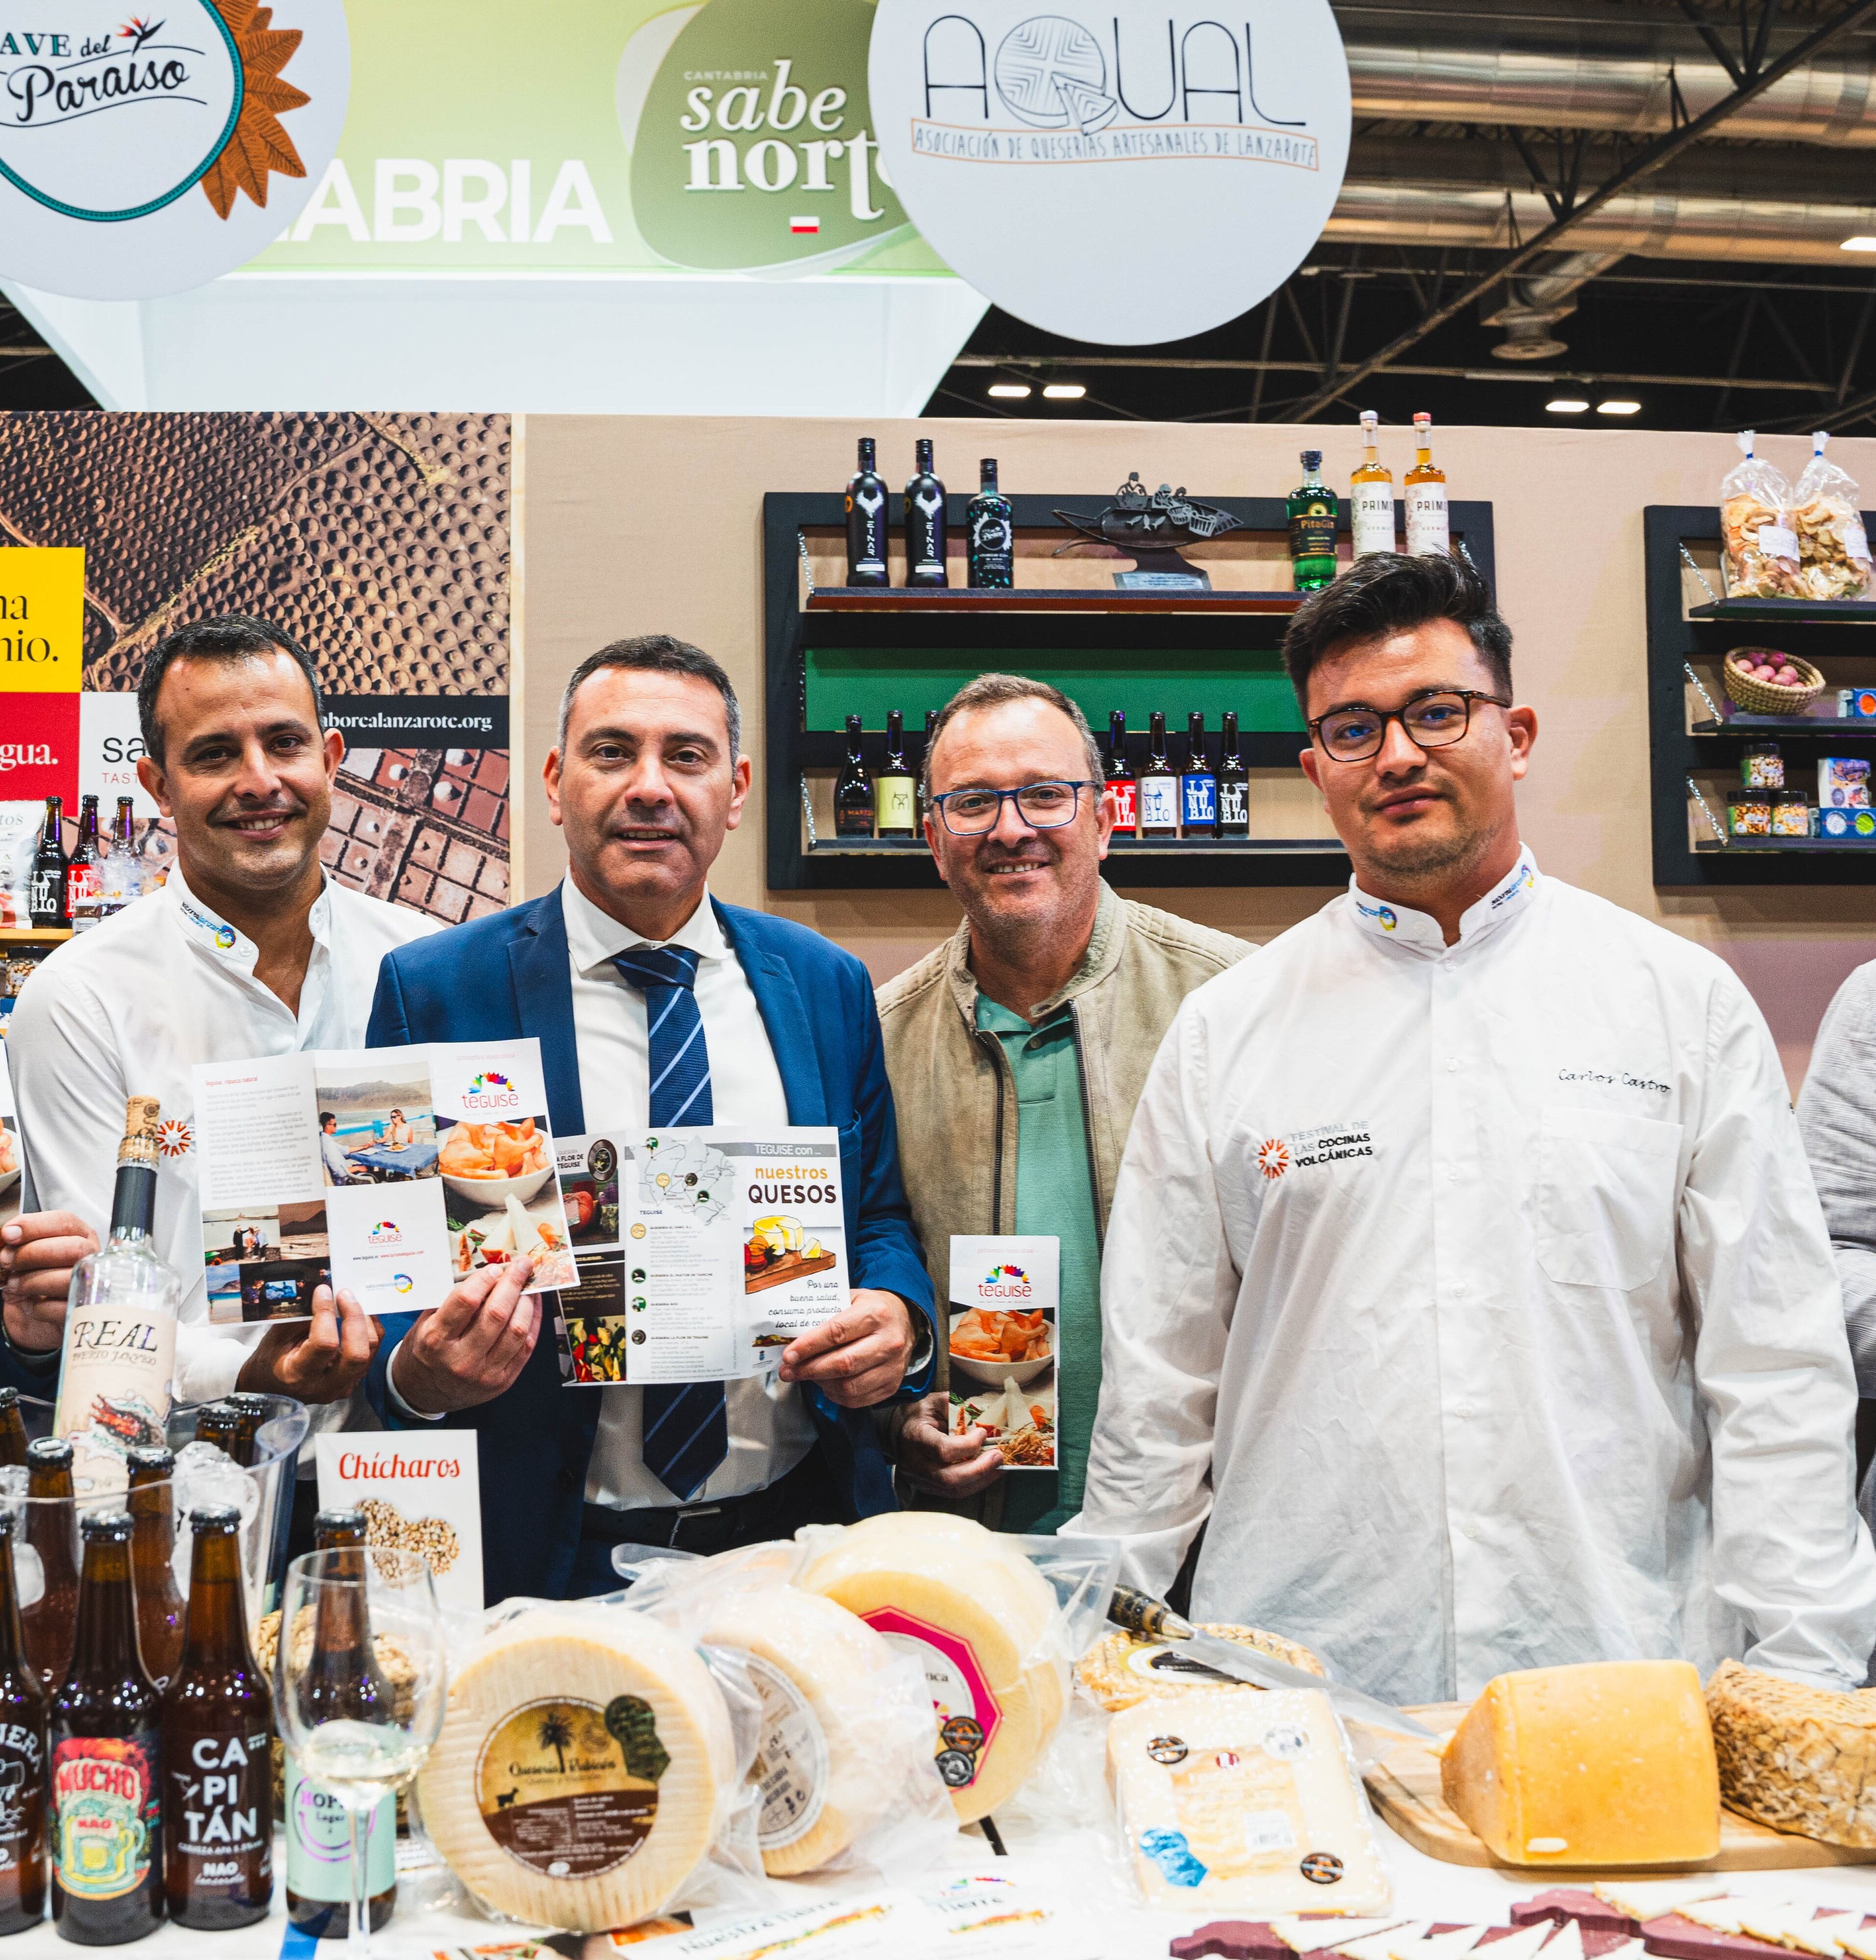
[
  {"left": 0, "top": 928, "right": 71, "bottom": 944},
  {"left": 1692, "top": 711, "right": 1876, "bottom": 734},
  {"left": 1690, "top": 597, "right": 1876, "bottom": 623},
  {"left": 1694, "top": 836, "right": 1876, "bottom": 853},
  {"left": 805, "top": 585, "right": 1306, "bottom": 615}
]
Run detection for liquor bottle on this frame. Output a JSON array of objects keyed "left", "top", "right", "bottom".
[
  {"left": 162, "top": 1504, "right": 271, "bottom": 1930},
  {"left": 192, "top": 1405, "right": 239, "bottom": 1457},
  {"left": 54, "top": 1097, "right": 180, "bottom": 1500},
  {"left": 1139, "top": 713, "right": 1179, "bottom": 840},
  {"left": 965, "top": 459, "right": 1014, "bottom": 590},
  {"left": 1405, "top": 413, "right": 1450, "bottom": 557},
  {"left": 96, "top": 801, "right": 144, "bottom": 925},
  {"left": 844, "top": 438, "right": 889, "bottom": 589},
  {"left": 1350, "top": 411, "right": 1396, "bottom": 560},
  {"left": 834, "top": 715, "right": 874, "bottom": 839},
  {"left": 284, "top": 1511, "right": 393, "bottom": 1940},
  {"left": 904, "top": 439, "right": 948, "bottom": 588},
  {"left": 226, "top": 1396, "right": 269, "bottom": 1471},
  {"left": 1102, "top": 711, "right": 1137, "bottom": 838},
  {"left": 28, "top": 798, "right": 65, "bottom": 930},
  {"left": 916, "top": 710, "right": 938, "bottom": 830},
  {"left": 875, "top": 711, "right": 915, "bottom": 840},
  {"left": 1180, "top": 713, "right": 1218, "bottom": 839},
  {"left": 126, "top": 1448, "right": 184, "bottom": 1692},
  {"left": 66, "top": 798, "right": 101, "bottom": 934},
  {"left": 0, "top": 1387, "right": 28, "bottom": 1470},
  {"left": 51, "top": 1511, "right": 164, "bottom": 1942},
  {"left": 1217, "top": 711, "right": 1250, "bottom": 839},
  {"left": 22, "top": 1440, "right": 79, "bottom": 1693},
  {"left": 1287, "top": 452, "right": 1338, "bottom": 593},
  {"left": 0, "top": 1512, "right": 48, "bottom": 1936}
]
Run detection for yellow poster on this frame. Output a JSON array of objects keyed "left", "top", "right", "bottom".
[{"left": 0, "top": 546, "right": 84, "bottom": 693}]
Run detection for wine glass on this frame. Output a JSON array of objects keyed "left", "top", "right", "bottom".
[{"left": 275, "top": 1547, "right": 448, "bottom": 1957}]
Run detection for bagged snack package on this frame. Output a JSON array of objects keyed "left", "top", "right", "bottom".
[
  {"left": 615, "top": 1540, "right": 958, "bottom": 1884},
  {"left": 1792, "top": 432, "right": 1874, "bottom": 600},
  {"left": 1721, "top": 431, "right": 1799, "bottom": 598}
]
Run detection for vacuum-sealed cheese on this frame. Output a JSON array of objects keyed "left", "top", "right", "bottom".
[
  {"left": 417, "top": 1607, "right": 734, "bottom": 1932},
  {"left": 1108, "top": 1685, "right": 1391, "bottom": 1913},
  {"left": 1079, "top": 1623, "right": 1326, "bottom": 1713}
]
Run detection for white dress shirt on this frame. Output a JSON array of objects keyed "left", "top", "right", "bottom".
[
  {"left": 7, "top": 865, "right": 437, "bottom": 1432},
  {"left": 1071, "top": 850, "right": 1876, "bottom": 1701},
  {"left": 563, "top": 877, "right": 815, "bottom": 1509}
]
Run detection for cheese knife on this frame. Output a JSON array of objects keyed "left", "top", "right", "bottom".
[{"left": 1107, "top": 1583, "right": 1439, "bottom": 1740}]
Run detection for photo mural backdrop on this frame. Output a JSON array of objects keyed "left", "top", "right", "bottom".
[{"left": 0, "top": 410, "right": 511, "bottom": 928}]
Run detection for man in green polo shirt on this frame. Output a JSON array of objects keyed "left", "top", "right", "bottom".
[{"left": 876, "top": 674, "right": 1251, "bottom": 1531}]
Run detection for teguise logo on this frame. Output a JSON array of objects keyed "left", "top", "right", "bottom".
[
  {"left": 367, "top": 1220, "right": 401, "bottom": 1246},
  {"left": 462, "top": 1071, "right": 519, "bottom": 1111},
  {"left": 977, "top": 1261, "right": 1031, "bottom": 1299},
  {"left": 0, "top": 0, "right": 349, "bottom": 300}
]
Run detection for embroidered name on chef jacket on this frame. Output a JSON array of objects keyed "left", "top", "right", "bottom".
[{"left": 1255, "top": 1123, "right": 1376, "bottom": 1180}]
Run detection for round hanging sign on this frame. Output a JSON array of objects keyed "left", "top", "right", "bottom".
[{"left": 868, "top": 0, "right": 1351, "bottom": 342}]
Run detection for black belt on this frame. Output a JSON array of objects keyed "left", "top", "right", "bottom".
[{"left": 579, "top": 1445, "right": 838, "bottom": 1558}]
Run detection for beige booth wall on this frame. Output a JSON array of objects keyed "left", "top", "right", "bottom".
[{"left": 516, "top": 415, "right": 1876, "bottom": 1093}]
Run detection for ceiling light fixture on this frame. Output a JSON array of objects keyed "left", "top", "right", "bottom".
[
  {"left": 1042, "top": 382, "right": 1086, "bottom": 400},
  {"left": 1597, "top": 400, "right": 1642, "bottom": 416},
  {"left": 1546, "top": 399, "right": 1591, "bottom": 414},
  {"left": 988, "top": 382, "right": 1032, "bottom": 399},
  {"left": 1842, "top": 236, "right": 1876, "bottom": 252}
]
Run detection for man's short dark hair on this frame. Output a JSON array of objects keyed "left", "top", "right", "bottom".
[
  {"left": 558, "top": 634, "right": 741, "bottom": 759},
  {"left": 1281, "top": 553, "right": 1512, "bottom": 709},
  {"left": 137, "top": 615, "right": 325, "bottom": 766},
  {"left": 921, "top": 671, "right": 1103, "bottom": 803}
]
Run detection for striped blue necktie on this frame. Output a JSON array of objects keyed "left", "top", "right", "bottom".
[{"left": 613, "top": 945, "right": 728, "bottom": 1500}]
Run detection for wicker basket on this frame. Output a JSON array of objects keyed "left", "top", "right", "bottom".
[{"left": 1722, "top": 648, "right": 1826, "bottom": 715}]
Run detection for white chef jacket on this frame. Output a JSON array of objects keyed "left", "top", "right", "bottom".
[
  {"left": 7, "top": 865, "right": 437, "bottom": 1434},
  {"left": 1071, "top": 849, "right": 1876, "bottom": 1701},
  {"left": 384, "top": 876, "right": 819, "bottom": 1509}
]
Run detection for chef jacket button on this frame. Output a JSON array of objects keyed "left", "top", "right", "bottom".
[
  {"left": 1459, "top": 1521, "right": 1479, "bottom": 1540},
  {"left": 1446, "top": 1057, "right": 1461, "bottom": 1073},
  {"left": 1447, "top": 1163, "right": 1460, "bottom": 1181},
  {"left": 1454, "top": 1401, "right": 1474, "bottom": 1419}
]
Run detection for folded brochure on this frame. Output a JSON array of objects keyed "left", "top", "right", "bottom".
[{"left": 947, "top": 1234, "right": 1059, "bottom": 1470}]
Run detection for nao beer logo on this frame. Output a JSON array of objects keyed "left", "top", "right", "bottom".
[
  {"left": 870, "top": 0, "right": 1350, "bottom": 340},
  {"left": 0, "top": 0, "right": 348, "bottom": 301}
]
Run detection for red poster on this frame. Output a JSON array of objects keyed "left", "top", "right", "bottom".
[{"left": 0, "top": 692, "right": 79, "bottom": 804}]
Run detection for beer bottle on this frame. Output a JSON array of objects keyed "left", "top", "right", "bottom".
[
  {"left": 225, "top": 1397, "right": 268, "bottom": 1471},
  {"left": 283, "top": 1511, "right": 392, "bottom": 1939},
  {"left": 162, "top": 1506, "right": 270, "bottom": 1930},
  {"left": 51, "top": 1512, "right": 163, "bottom": 1942},
  {"left": 123, "top": 1452, "right": 183, "bottom": 1693},
  {"left": 0, "top": 1513, "right": 49, "bottom": 1935},
  {"left": 22, "top": 1441, "right": 79, "bottom": 1693},
  {"left": 65, "top": 798, "right": 100, "bottom": 933},
  {"left": 0, "top": 1389, "right": 29, "bottom": 1471},
  {"left": 191, "top": 1407, "right": 238, "bottom": 1458},
  {"left": 27, "top": 799, "right": 65, "bottom": 930}
]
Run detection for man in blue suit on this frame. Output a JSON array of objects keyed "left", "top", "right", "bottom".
[{"left": 365, "top": 634, "right": 936, "bottom": 1600}]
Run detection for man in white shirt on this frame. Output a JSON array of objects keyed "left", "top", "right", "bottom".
[
  {"left": 363, "top": 634, "right": 936, "bottom": 1601},
  {"left": 1073, "top": 551, "right": 1876, "bottom": 1702},
  {"left": 0, "top": 615, "right": 436, "bottom": 1433}
]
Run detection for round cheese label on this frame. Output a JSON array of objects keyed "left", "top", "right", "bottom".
[
  {"left": 1126, "top": 1643, "right": 1238, "bottom": 1684},
  {"left": 863, "top": 1608, "right": 999, "bottom": 1790},
  {"left": 475, "top": 1697, "right": 660, "bottom": 1881},
  {"left": 745, "top": 1657, "right": 829, "bottom": 1851}
]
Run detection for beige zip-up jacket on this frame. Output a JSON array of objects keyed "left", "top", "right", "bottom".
[{"left": 875, "top": 881, "right": 1253, "bottom": 1358}]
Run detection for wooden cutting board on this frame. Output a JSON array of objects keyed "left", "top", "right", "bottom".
[{"left": 1362, "top": 1702, "right": 1876, "bottom": 1873}]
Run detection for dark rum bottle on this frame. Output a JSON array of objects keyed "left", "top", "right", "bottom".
[
  {"left": 844, "top": 438, "right": 888, "bottom": 588},
  {"left": 904, "top": 439, "right": 948, "bottom": 588},
  {"left": 1139, "top": 713, "right": 1178, "bottom": 840},
  {"left": 1180, "top": 712, "right": 1217, "bottom": 839},
  {"left": 834, "top": 715, "right": 874, "bottom": 838},
  {"left": 1217, "top": 711, "right": 1250, "bottom": 838},
  {"left": 1102, "top": 711, "right": 1137, "bottom": 838},
  {"left": 966, "top": 460, "right": 1014, "bottom": 590},
  {"left": 1288, "top": 452, "right": 1338, "bottom": 594},
  {"left": 875, "top": 711, "right": 915, "bottom": 839}
]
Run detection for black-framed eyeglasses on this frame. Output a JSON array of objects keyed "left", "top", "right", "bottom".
[
  {"left": 1308, "top": 688, "right": 1511, "bottom": 763},
  {"left": 931, "top": 779, "right": 1097, "bottom": 835}
]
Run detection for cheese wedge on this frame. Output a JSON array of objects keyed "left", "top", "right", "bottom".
[
  {"left": 1270, "top": 1919, "right": 1409, "bottom": 1954},
  {"left": 1544, "top": 1922, "right": 1586, "bottom": 1960},
  {"left": 1835, "top": 1928, "right": 1876, "bottom": 1960},
  {"left": 1390, "top": 1926, "right": 1489, "bottom": 1960},
  {"left": 1737, "top": 1911, "right": 1867, "bottom": 1958},
  {"left": 1594, "top": 1883, "right": 1730, "bottom": 1923},
  {"left": 1469, "top": 1925, "right": 1561, "bottom": 1960},
  {"left": 1677, "top": 1901, "right": 1763, "bottom": 1935},
  {"left": 1336, "top": 1926, "right": 1429, "bottom": 1960},
  {"left": 1707, "top": 1661, "right": 1876, "bottom": 1850}
]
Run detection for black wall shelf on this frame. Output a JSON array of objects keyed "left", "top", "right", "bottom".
[
  {"left": 764, "top": 490, "right": 1496, "bottom": 892},
  {"left": 1645, "top": 503, "right": 1876, "bottom": 885}
]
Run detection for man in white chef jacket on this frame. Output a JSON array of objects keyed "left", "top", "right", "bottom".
[
  {"left": 1071, "top": 551, "right": 1876, "bottom": 1703},
  {"left": 0, "top": 615, "right": 435, "bottom": 1436}
]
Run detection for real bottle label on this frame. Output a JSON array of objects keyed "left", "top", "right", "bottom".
[
  {"left": 0, "top": 1717, "right": 43, "bottom": 1876},
  {"left": 1103, "top": 780, "right": 1138, "bottom": 832},
  {"left": 53, "top": 1731, "right": 158, "bottom": 1900},
  {"left": 170, "top": 1730, "right": 270, "bottom": 1895},
  {"left": 1181, "top": 776, "right": 1217, "bottom": 828},
  {"left": 1351, "top": 486, "right": 1396, "bottom": 558},
  {"left": 1218, "top": 779, "right": 1249, "bottom": 831},
  {"left": 1139, "top": 777, "right": 1179, "bottom": 831},
  {"left": 1406, "top": 484, "right": 1449, "bottom": 556},
  {"left": 285, "top": 1758, "right": 393, "bottom": 1902},
  {"left": 877, "top": 779, "right": 915, "bottom": 832},
  {"left": 53, "top": 1307, "right": 176, "bottom": 1497}
]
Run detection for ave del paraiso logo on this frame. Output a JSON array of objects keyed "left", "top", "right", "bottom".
[{"left": 0, "top": 0, "right": 349, "bottom": 299}]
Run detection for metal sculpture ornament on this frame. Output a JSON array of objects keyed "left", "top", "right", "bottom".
[
  {"left": 0, "top": 0, "right": 348, "bottom": 299},
  {"left": 869, "top": 2, "right": 1350, "bottom": 342}
]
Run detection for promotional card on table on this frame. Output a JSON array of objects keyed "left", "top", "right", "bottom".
[
  {"left": 553, "top": 1127, "right": 848, "bottom": 1387},
  {"left": 948, "top": 1235, "right": 1059, "bottom": 1471},
  {"left": 313, "top": 1432, "right": 483, "bottom": 1615},
  {"left": 191, "top": 1038, "right": 577, "bottom": 1324}
]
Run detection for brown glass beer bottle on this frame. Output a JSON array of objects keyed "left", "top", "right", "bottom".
[
  {"left": 161, "top": 1506, "right": 270, "bottom": 1929},
  {"left": 0, "top": 1391, "right": 29, "bottom": 1472},
  {"left": 22, "top": 1442, "right": 79, "bottom": 1693},
  {"left": 50, "top": 1513, "right": 163, "bottom": 1943},
  {"left": 283, "top": 1510, "right": 393, "bottom": 1939},
  {"left": 225, "top": 1397, "right": 268, "bottom": 1471},
  {"left": 0, "top": 1512, "right": 50, "bottom": 1934},
  {"left": 122, "top": 1453, "right": 182, "bottom": 1693},
  {"left": 190, "top": 1407, "right": 238, "bottom": 1457}
]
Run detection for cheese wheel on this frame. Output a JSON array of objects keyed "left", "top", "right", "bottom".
[
  {"left": 417, "top": 1608, "right": 733, "bottom": 1932},
  {"left": 798, "top": 1513, "right": 1065, "bottom": 1826},
  {"left": 1079, "top": 1623, "right": 1326, "bottom": 1714},
  {"left": 1706, "top": 1657, "right": 1876, "bottom": 1848},
  {"left": 697, "top": 1584, "right": 910, "bottom": 1876}
]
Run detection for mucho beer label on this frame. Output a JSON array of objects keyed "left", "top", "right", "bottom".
[{"left": 52, "top": 1732, "right": 157, "bottom": 1900}]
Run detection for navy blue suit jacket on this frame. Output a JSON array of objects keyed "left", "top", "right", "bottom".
[{"left": 362, "top": 887, "right": 935, "bottom": 1603}]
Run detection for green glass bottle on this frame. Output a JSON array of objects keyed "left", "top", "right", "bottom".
[{"left": 1288, "top": 451, "right": 1338, "bottom": 593}]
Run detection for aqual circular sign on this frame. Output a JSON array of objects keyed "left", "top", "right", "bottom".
[
  {"left": 0, "top": 0, "right": 349, "bottom": 299},
  {"left": 869, "top": 0, "right": 1351, "bottom": 343}
]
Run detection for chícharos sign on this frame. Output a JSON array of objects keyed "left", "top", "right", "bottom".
[
  {"left": 0, "top": 0, "right": 350, "bottom": 298},
  {"left": 868, "top": 0, "right": 1351, "bottom": 340}
]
